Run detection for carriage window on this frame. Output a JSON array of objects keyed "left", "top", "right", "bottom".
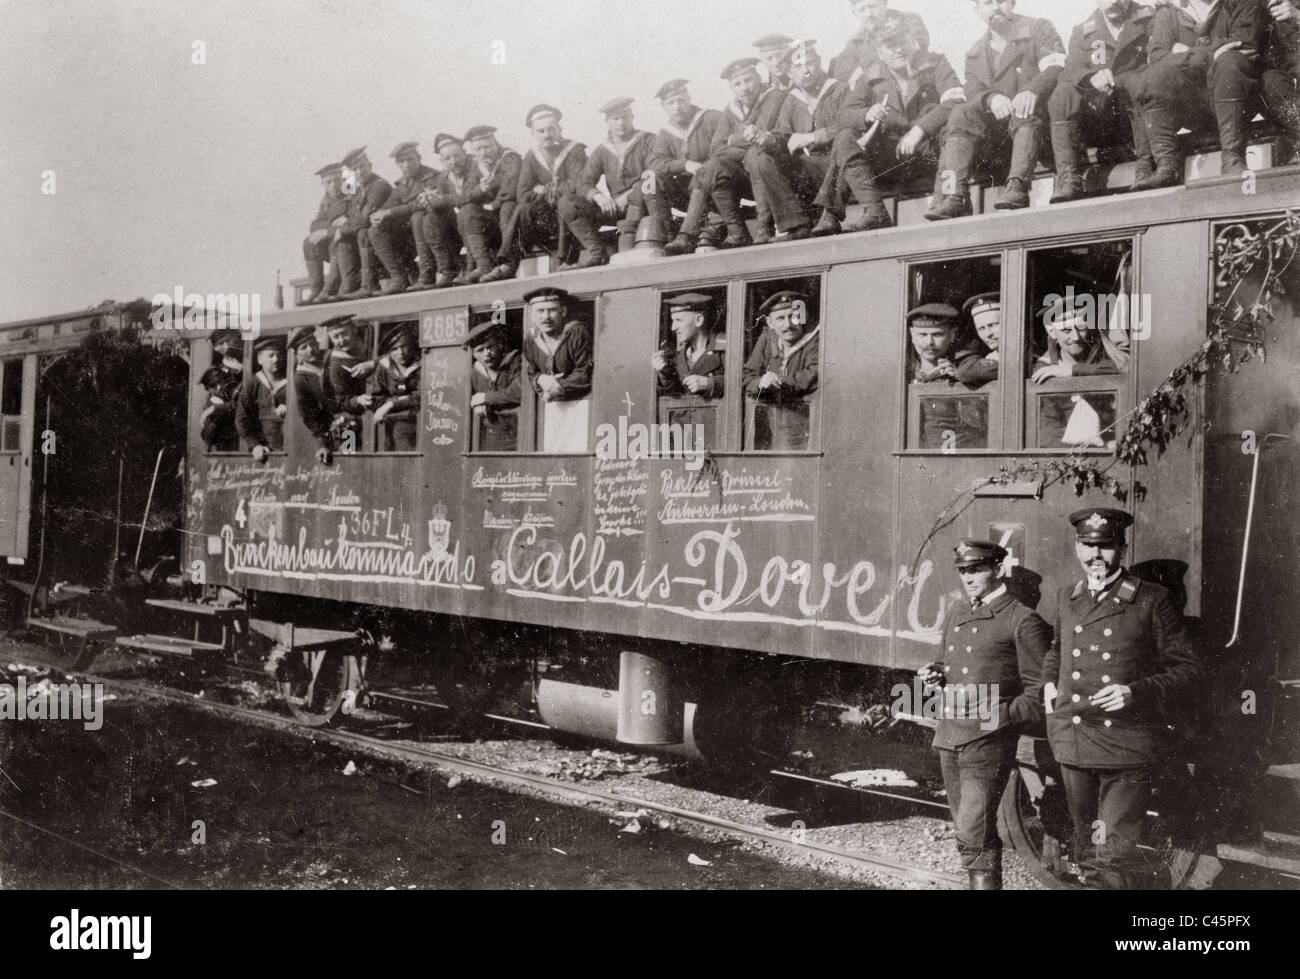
[
  {"left": 1025, "top": 240, "right": 1133, "bottom": 451},
  {"left": 322, "top": 319, "right": 375, "bottom": 454},
  {"left": 1, "top": 358, "right": 22, "bottom": 452},
  {"left": 199, "top": 334, "right": 243, "bottom": 455},
  {"left": 905, "top": 255, "right": 1002, "bottom": 451},
  {"left": 237, "top": 336, "right": 289, "bottom": 457},
  {"left": 655, "top": 286, "right": 727, "bottom": 453},
  {"left": 523, "top": 297, "right": 595, "bottom": 454},
  {"left": 370, "top": 321, "right": 421, "bottom": 453},
  {"left": 742, "top": 277, "right": 822, "bottom": 451},
  {"left": 468, "top": 308, "right": 524, "bottom": 454}
]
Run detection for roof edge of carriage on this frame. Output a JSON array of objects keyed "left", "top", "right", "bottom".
[{"left": 246, "top": 167, "right": 1300, "bottom": 336}]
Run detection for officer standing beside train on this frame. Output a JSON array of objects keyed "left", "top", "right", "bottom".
[
  {"left": 922, "top": 539, "right": 1052, "bottom": 890},
  {"left": 1041, "top": 509, "right": 1202, "bottom": 889}
]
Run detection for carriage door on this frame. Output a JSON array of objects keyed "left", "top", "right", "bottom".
[{"left": 0, "top": 355, "right": 36, "bottom": 560}]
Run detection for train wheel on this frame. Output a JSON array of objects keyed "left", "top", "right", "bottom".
[
  {"left": 998, "top": 765, "right": 1072, "bottom": 888},
  {"left": 279, "top": 648, "right": 364, "bottom": 728}
]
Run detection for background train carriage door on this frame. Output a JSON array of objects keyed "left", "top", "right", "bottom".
[
  {"left": 903, "top": 252, "right": 1006, "bottom": 453},
  {"left": 466, "top": 304, "right": 524, "bottom": 454},
  {"left": 1022, "top": 237, "right": 1137, "bottom": 453},
  {"left": 0, "top": 353, "right": 36, "bottom": 559},
  {"left": 419, "top": 305, "right": 471, "bottom": 460},
  {"left": 654, "top": 284, "right": 728, "bottom": 452},
  {"left": 741, "top": 275, "right": 824, "bottom": 453},
  {"left": 196, "top": 334, "right": 245, "bottom": 457}
]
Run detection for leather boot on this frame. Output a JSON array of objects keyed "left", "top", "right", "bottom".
[
  {"left": 996, "top": 125, "right": 1041, "bottom": 209},
  {"left": 479, "top": 263, "right": 515, "bottom": 283},
  {"left": 1133, "top": 108, "right": 1182, "bottom": 190},
  {"left": 712, "top": 186, "right": 753, "bottom": 248},
  {"left": 368, "top": 228, "right": 409, "bottom": 295},
  {"left": 1214, "top": 99, "right": 1251, "bottom": 176},
  {"left": 968, "top": 870, "right": 1001, "bottom": 890},
  {"left": 924, "top": 194, "right": 971, "bottom": 221},
  {"left": 810, "top": 210, "right": 842, "bottom": 236},
  {"left": 564, "top": 211, "right": 610, "bottom": 266},
  {"left": 453, "top": 233, "right": 493, "bottom": 285},
  {"left": 406, "top": 265, "right": 436, "bottom": 292},
  {"left": 304, "top": 257, "right": 326, "bottom": 304},
  {"left": 433, "top": 240, "right": 460, "bottom": 288},
  {"left": 663, "top": 233, "right": 696, "bottom": 256},
  {"left": 840, "top": 163, "right": 892, "bottom": 229},
  {"left": 1050, "top": 120, "right": 1087, "bottom": 202},
  {"left": 343, "top": 241, "right": 377, "bottom": 299}
]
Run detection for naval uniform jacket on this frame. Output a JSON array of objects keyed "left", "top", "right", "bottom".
[
  {"left": 1061, "top": 6, "right": 1155, "bottom": 90},
  {"left": 323, "top": 348, "right": 373, "bottom": 416},
  {"left": 293, "top": 364, "right": 331, "bottom": 441},
  {"left": 1042, "top": 572, "right": 1201, "bottom": 769},
  {"left": 522, "top": 320, "right": 593, "bottom": 401},
  {"left": 368, "top": 354, "right": 421, "bottom": 414},
  {"left": 384, "top": 165, "right": 439, "bottom": 222},
  {"left": 775, "top": 77, "right": 851, "bottom": 154},
  {"left": 656, "top": 343, "right": 726, "bottom": 398},
  {"left": 649, "top": 108, "right": 722, "bottom": 178},
  {"left": 422, "top": 166, "right": 482, "bottom": 210},
  {"left": 310, "top": 192, "right": 349, "bottom": 234},
  {"left": 708, "top": 87, "right": 791, "bottom": 165},
  {"left": 345, "top": 172, "right": 393, "bottom": 234},
  {"left": 516, "top": 140, "right": 589, "bottom": 205},
  {"left": 933, "top": 590, "right": 1053, "bottom": 750},
  {"left": 741, "top": 327, "right": 820, "bottom": 401},
  {"left": 579, "top": 132, "right": 655, "bottom": 200},
  {"left": 837, "top": 54, "right": 963, "bottom": 140},
  {"left": 963, "top": 14, "right": 1066, "bottom": 107},
  {"left": 464, "top": 149, "right": 523, "bottom": 210},
  {"left": 1148, "top": 4, "right": 1203, "bottom": 66},
  {"left": 470, "top": 349, "right": 522, "bottom": 407},
  {"left": 235, "top": 370, "right": 287, "bottom": 451}
]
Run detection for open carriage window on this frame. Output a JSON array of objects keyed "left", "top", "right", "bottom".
[
  {"left": 321, "top": 318, "right": 376, "bottom": 455},
  {"left": 655, "top": 286, "right": 728, "bottom": 453},
  {"left": 742, "top": 276, "right": 822, "bottom": 452},
  {"left": 467, "top": 307, "right": 524, "bottom": 454},
  {"left": 522, "top": 293, "right": 595, "bottom": 455},
  {"left": 904, "top": 254, "right": 1003, "bottom": 452},
  {"left": 1024, "top": 239, "right": 1135, "bottom": 452},
  {"left": 1, "top": 358, "right": 22, "bottom": 452},
  {"left": 236, "top": 335, "right": 289, "bottom": 457},
  {"left": 199, "top": 331, "right": 245, "bottom": 455},
  {"left": 370, "top": 321, "right": 422, "bottom": 453}
]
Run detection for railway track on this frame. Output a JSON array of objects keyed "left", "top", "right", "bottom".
[
  {"left": 0, "top": 808, "right": 184, "bottom": 889},
  {"left": 3, "top": 650, "right": 963, "bottom": 889}
]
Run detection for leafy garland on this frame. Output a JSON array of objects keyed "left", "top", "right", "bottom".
[{"left": 985, "top": 209, "right": 1300, "bottom": 503}]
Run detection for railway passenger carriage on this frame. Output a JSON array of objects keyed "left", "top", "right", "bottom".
[{"left": 4, "top": 169, "right": 1298, "bottom": 884}]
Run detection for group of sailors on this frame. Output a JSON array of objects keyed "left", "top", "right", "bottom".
[{"left": 299, "top": 0, "right": 1300, "bottom": 299}]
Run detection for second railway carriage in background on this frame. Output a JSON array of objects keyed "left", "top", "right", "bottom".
[{"left": 183, "top": 169, "right": 1300, "bottom": 876}]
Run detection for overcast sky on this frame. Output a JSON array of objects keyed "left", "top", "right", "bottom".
[{"left": 0, "top": 0, "right": 1099, "bottom": 322}]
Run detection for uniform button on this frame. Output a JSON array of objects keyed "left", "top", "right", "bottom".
[
  {"left": 944, "top": 665, "right": 950, "bottom": 673},
  {"left": 1072, "top": 650, "right": 1081, "bottom": 658},
  {"left": 1102, "top": 653, "right": 1111, "bottom": 661},
  {"left": 1102, "top": 675, "right": 1110, "bottom": 683},
  {"left": 954, "top": 626, "right": 960, "bottom": 633},
  {"left": 1074, "top": 625, "right": 1082, "bottom": 634},
  {"left": 1072, "top": 671, "right": 1081, "bottom": 680},
  {"left": 966, "top": 646, "right": 973, "bottom": 653},
  {"left": 1072, "top": 694, "right": 1081, "bottom": 703},
  {"left": 1104, "top": 720, "right": 1113, "bottom": 728},
  {"left": 1072, "top": 716, "right": 1082, "bottom": 725},
  {"left": 1104, "top": 628, "right": 1113, "bottom": 637},
  {"left": 972, "top": 627, "right": 978, "bottom": 634},
  {"left": 948, "top": 645, "right": 955, "bottom": 652},
  {"left": 961, "top": 667, "right": 969, "bottom": 675}
]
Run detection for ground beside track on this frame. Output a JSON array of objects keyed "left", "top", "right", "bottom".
[{"left": 0, "top": 634, "right": 1046, "bottom": 889}]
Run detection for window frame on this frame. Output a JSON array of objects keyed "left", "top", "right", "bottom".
[
  {"left": 652, "top": 281, "right": 732, "bottom": 456},
  {"left": 895, "top": 231, "right": 1143, "bottom": 456}
]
